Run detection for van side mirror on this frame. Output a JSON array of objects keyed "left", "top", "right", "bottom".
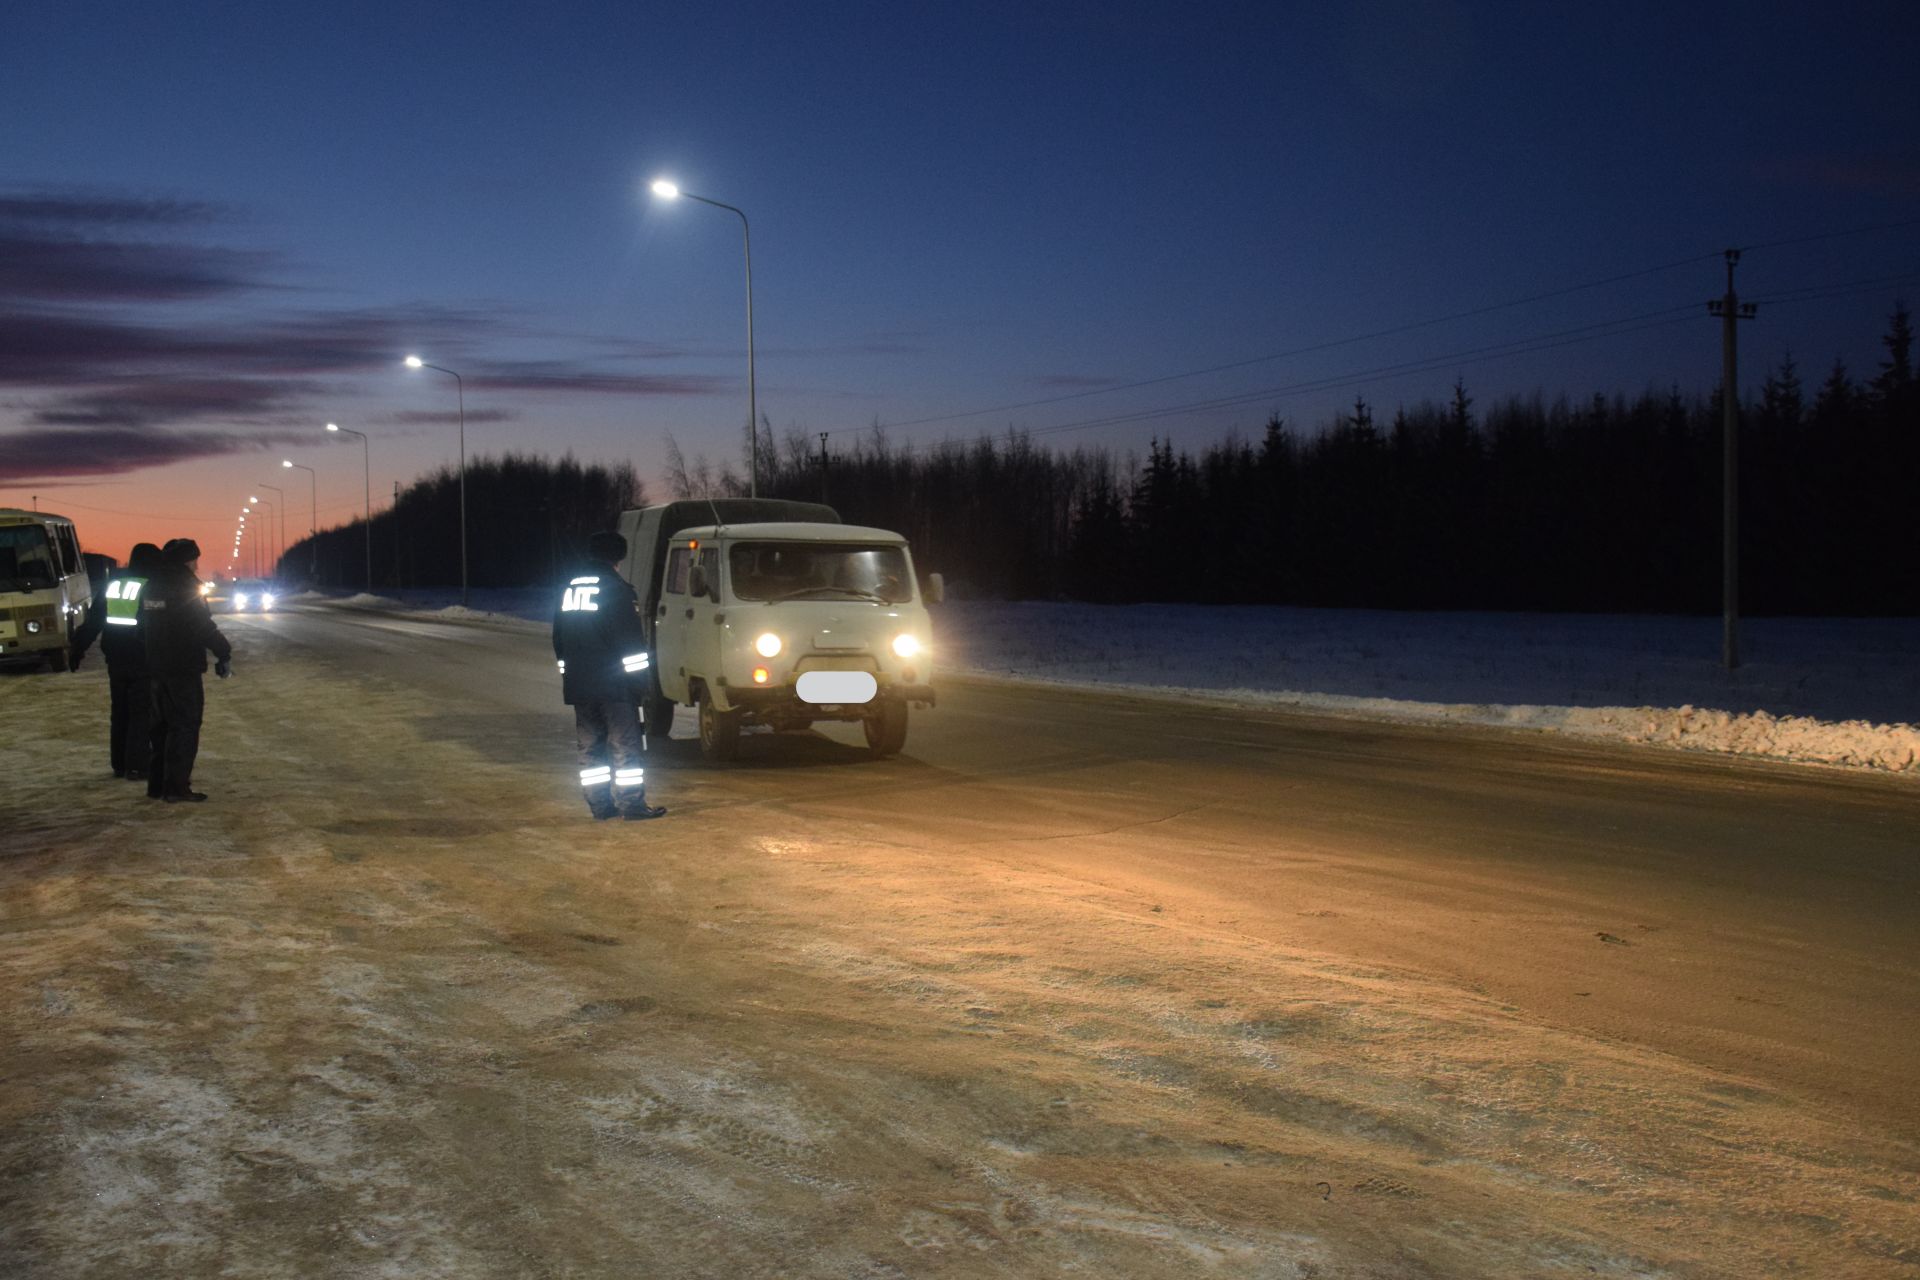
[
  {"left": 688, "top": 564, "right": 710, "bottom": 600},
  {"left": 925, "top": 572, "right": 945, "bottom": 604}
]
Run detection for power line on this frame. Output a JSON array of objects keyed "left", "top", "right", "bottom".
[
  {"left": 1749, "top": 267, "right": 1920, "bottom": 307},
  {"left": 854, "top": 251, "right": 1722, "bottom": 439},
  {"left": 1739, "top": 216, "right": 1920, "bottom": 256},
  {"left": 1019, "top": 309, "right": 1701, "bottom": 442},
  {"left": 860, "top": 304, "right": 1698, "bottom": 455}
]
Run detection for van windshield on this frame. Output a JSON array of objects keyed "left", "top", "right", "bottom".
[
  {"left": 728, "top": 542, "right": 912, "bottom": 604},
  {"left": 0, "top": 525, "right": 57, "bottom": 592}
]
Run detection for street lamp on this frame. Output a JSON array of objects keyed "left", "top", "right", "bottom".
[
  {"left": 282, "top": 459, "right": 318, "bottom": 580},
  {"left": 649, "top": 177, "right": 758, "bottom": 496},
  {"left": 404, "top": 355, "right": 469, "bottom": 606},
  {"left": 249, "top": 495, "right": 274, "bottom": 581},
  {"left": 254, "top": 483, "right": 285, "bottom": 581},
  {"left": 326, "top": 422, "right": 373, "bottom": 592}
]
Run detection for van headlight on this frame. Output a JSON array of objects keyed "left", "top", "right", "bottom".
[
  {"left": 754, "top": 632, "right": 783, "bottom": 658},
  {"left": 892, "top": 634, "right": 921, "bottom": 658}
]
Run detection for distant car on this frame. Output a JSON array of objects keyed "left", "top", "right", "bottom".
[{"left": 226, "top": 579, "right": 278, "bottom": 612}]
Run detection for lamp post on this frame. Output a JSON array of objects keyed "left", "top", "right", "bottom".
[
  {"left": 405, "top": 356, "right": 468, "bottom": 606},
  {"left": 649, "top": 178, "right": 758, "bottom": 496},
  {"left": 282, "top": 460, "right": 318, "bottom": 581},
  {"left": 327, "top": 422, "right": 373, "bottom": 592},
  {"left": 249, "top": 495, "right": 274, "bottom": 580},
  {"left": 254, "top": 482, "right": 285, "bottom": 581}
]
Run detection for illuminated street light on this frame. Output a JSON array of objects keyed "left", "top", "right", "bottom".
[
  {"left": 253, "top": 485, "right": 284, "bottom": 580},
  {"left": 404, "top": 356, "right": 468, "bottom": 606},
  {"left": 326, "top": 422, "right": 374, "bottom": 592},
  {"left": 283, "top": 459, "right": 318, "bottom": 579},
  {"left": 648, "top": 176, "right": 758, "bottom": 496}
]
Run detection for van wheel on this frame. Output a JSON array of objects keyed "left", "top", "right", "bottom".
[
  {"left": 45, "top": 648, "right": 71, "bottom": 673},
  {"left": 698, "top": 691, "right": 741, "bottom": 762},
  {"left": 864, "top": 699, "right": 908, "bottom": 758}
]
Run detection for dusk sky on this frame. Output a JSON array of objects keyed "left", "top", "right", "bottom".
[{"left": 3, "top": 0, "right": 1916, "bottom": 563}]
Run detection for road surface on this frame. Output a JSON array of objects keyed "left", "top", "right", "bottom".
[{"left": 3, "top": 599, "right": 1915, "bottom": 1278}]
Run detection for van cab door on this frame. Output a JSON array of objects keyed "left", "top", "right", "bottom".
[
  {"left": 655, "top": 544, "right": 693, "bottom": 702},
  {"left": 684, "top": 543, "right": 726, "bottom": 704}
]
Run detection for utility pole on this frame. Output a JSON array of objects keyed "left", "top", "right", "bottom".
[
  {"left": 393, "top": 480, "right": 402, "bottom": 589},
  {"left": 819, "top": 432, "right": 830, "bottom": 503},
  {"left": 1707, "top": 249, "right": 1758, "bottom": 671}
]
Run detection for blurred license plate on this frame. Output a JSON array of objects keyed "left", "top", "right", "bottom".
[{"left": 796, "top": 670, "right": 877, "bottom": 704}]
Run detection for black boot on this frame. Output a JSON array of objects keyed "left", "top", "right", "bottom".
[{"left": 622, "top": 793, "right": 667, "bottom": 820}]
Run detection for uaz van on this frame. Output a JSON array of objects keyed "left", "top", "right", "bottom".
[
  {"left": 0, "top": 509, "right": 94, "bottom": 671},
  {"left": 615, "top": 500, "right": 940, "bottom": 761}
]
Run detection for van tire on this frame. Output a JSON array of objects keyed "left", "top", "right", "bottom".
[
  {"left": 45, "top": 648, "right": 71, "bottom": 673},
  {"left": 864, "top": 699, "right": 908, "bottom": 758},
  {"left": 697, "top": 691, "right": 741, "bottom": 762}
]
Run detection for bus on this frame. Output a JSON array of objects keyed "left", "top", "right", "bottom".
[{"left": 0, "top": 508, "right": 94, "bottom": 671}]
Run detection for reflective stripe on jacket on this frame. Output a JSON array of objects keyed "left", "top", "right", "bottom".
[{"left": 551, "top": 559, "right": 649, "bottom": 705}]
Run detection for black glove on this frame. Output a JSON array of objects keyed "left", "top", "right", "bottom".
[
  {"left": 215, "top": 659, "right": 232, "bottom": 679},
  {"left": 68, "top": 650, "right": 85, "bottom": 672}
]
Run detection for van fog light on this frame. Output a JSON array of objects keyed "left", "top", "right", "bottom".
[
  {"left": 754, "top": 632, "right": 782, "bottom": 658},
  {"left": 891, "top": 634, "right": 920, "bottom": 658}
]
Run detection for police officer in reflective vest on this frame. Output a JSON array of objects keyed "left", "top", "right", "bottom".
[
  {"left": 142, "top": 538, "right": 232, "bottom": 803},
  {"left": 100, "top": 541, "right": 162, "bottom": 780},
  {"left": 553, "top": 531, "right": 666, "bottom": 821}
]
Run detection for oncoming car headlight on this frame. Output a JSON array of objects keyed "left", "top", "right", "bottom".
[
  {"left": 891, "top": 634, "right": 921, "bottom": 659},
  {"left": 754, "top": 632, "right": 783, "bottom": 658},
  {"left": 261, "top": 592, "right": 275, "bottom": 609},
  {"left": 233, "top": 592, "right": 249, "bottom": 609},
  {"left": 199, "top": 581, "right": 213, "bottom": 596}
]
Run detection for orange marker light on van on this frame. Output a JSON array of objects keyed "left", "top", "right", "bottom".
[{"left": 752, "top": 666, "right": 770, "bottom": 685}]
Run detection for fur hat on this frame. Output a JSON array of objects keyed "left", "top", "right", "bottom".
[{"left": 162, "top": 538, "right": 202, "bottom": 564}]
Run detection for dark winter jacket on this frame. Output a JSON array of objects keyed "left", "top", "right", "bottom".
[
  {"left": 551, "top": 559, "right": 649, "bottom": 705},
  {"left": 141, "top": 566, "right": 232, "bottom": 677}
]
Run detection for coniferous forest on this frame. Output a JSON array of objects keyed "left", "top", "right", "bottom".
[{"left": 287, "top": 304, "right": 1916, "bottom": 616}]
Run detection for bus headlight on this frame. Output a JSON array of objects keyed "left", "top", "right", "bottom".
[
  {"left": 892, "top": 634, "right": 921, "bottom": 658},
  {"left": 754, "top": 632, "right": 783, "bottom": 658}
]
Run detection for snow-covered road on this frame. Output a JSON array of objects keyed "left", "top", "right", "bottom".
[{"left": 3, "top": 601, "right": 1916, "bottom": 1277}]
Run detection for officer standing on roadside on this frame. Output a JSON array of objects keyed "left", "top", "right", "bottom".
[
  {"left": 99, "top": 542, "right": 162, "bottom": 781},
  {"left": 142, "top": 538, "right": 232, "bottom": 803},
  {"left": 553, "top": 531, "right": 665, "bottom": 821}
]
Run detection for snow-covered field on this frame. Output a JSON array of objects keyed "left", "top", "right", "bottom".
[{"left": 332, "top": 590, "right": 1920, "bottom": 774}]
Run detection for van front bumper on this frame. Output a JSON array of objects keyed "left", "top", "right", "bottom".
[{"left": 722, "top": 682, "right": 936, "bottom": 716}]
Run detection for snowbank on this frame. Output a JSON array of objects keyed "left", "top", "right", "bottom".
[{"left": 933, "top": 603, "right": 1920, "bottom": 775}]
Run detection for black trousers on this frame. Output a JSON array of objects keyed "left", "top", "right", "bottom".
[
  {"left": 574, "top": 700, "right": 648, "bottom": 816},
  {"left": 148, "top": 675, "right": 205, "bottom": 798},
  {"left": 108, "top": 668, "right": 152, "bottom": 775}
]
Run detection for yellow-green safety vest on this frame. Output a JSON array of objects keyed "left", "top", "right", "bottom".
[{"left": 104, "top": 575, "right": 148, "bottom": 627}]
